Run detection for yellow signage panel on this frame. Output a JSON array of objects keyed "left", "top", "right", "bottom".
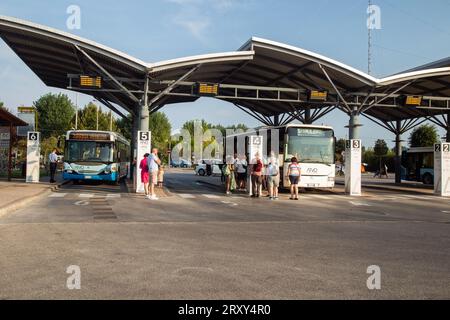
[
  {"left": 196, "top": 83, "right": 219, "bottom": 96},
  {"left": 308, "top": 90, "right": 328, "bottom": 102},
  {"left": 404, "top": 95, "right": 422, "bottom": 106},
  {"left": 79, "top": 75, "right": 102, "bottom": 88},
  {"left": 18, "top": 106, "right": 36, "bottom": 113}
]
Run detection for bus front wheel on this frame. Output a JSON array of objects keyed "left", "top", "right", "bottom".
[{"left": 422, "top": 173, "right": 433, "bottom": 185}]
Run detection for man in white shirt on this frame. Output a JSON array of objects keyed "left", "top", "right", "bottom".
[
  {"left": 48, "top": 148, "right": 58, "bottom": 183},
  {"left": 234, "top": 154, "right": 247, "bottom": 191},
  {"left": 147, "top": 148, "right": 161, "bottom": 200}
]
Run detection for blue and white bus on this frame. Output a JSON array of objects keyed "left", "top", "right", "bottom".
[
  {"left": 401, "top": 147, "right": 434, "bottom": 185},
  {"left": 63, "top": 130, "right": 130, "bottom": 183}
]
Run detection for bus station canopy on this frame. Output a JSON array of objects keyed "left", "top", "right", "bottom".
[{"left": 0, "top": 15, "right": 449, "bottom": 125}]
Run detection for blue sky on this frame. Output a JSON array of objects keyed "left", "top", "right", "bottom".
[{"left": 1, "top": 0, "right": 449, "bottom": 147}]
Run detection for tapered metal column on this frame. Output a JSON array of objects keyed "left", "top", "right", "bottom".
[
  {"left": 130, "top": 114, "right": 138, "bottom": 181},
  {"left": 304, "top": 107, "right": 312, "bottom": 124},
  {"left": 395, "top": 120, "right": 402, "bottom": 184},
  {"left": 348, "top": 107, "right": 362, "bottom": 140},
  {"left": 139, "top": 76, "right": 149, "bottom": 132},
  {"left": 274, "top": 115, "right": 279, "bottom": 126}
]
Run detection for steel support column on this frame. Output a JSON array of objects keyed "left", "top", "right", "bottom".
[
  {"left": 394, "top": 120, "right": 402, "bottom": 184},
  {"left": 273, "top": 115, "right": 280, "bottom": 126},
  {"left": 348, "top": 107, "right": 362, "bottom": 140},
  {"left": 304, "top": 107, "right": 312, "bottom": 124},
  {"left": 130, "top": 114, "right": 138, "bottom": 181},
  {"left": 140, "top": 76, "right": 150, "bottom": 132}
]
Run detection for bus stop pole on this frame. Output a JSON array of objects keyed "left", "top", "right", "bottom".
[{"left": 395, "top": 120, "right": 402, "bottom": 184}]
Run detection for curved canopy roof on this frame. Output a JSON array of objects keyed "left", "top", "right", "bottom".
[{"left": 1, "top": 15, "right": 449, "bottom": 124}]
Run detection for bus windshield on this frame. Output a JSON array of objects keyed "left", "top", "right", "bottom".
[
  {"left": 66, "top": 140, "right": 113, "bottom": 163},
  {"left": 286, "top": 128, "right": 334, "bottom": 164}
]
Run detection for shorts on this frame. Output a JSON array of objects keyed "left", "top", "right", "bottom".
[
  {"left": 237, "top": 172, "right": 246, "bottom": 181},
  {"left": 141, "top": 172, "right": 149, "bottom": 184},
  {"left": 289, "top": 175, "right": 300, "bottom": 185},
  {"left": 268, "top": 175, "right": 280, "bottom": 188},
  {"left": 149, "top": 171, "right": 158, "bottom": 185}
]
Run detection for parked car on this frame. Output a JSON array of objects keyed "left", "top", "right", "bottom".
[
  {"left": 195, "top": 159, "right": 222, "bottom": 176},
  {"left": 171, "top": 158, "right": 192, "bottom": 168}
]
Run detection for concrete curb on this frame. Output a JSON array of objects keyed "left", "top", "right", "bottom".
[
  {"left": 0, "top": 188, "right": 51, "bottom": 219},
  {"left": 0, "top": 180, "right": 70, "bottom": 219},
  {"left": 335, "top": 181, "right": 433, "bottom": 195}
]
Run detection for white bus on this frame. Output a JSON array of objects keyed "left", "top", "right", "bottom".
[
  {"left": 227, "top": 124, "right": 336, "bottom": 189},
  {"left": 63, "top": 130, "right": 130, "bottom": 183}
]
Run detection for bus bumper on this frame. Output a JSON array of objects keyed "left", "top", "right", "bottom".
[{"left": 63, "top": 172, "right": 118, "bottom": 182}]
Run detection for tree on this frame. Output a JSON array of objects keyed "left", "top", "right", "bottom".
[
  {"left": 77, "top": 102, "right": 117, "bottom": 132},
  {"left": 374, "top": 139, "right": 389, "bottom": 173},
  {"left": 149, "top": 112, "right": 172, "bottom": 162},
  {"left": 335, "top": 138, "right": 346, "bottom": 162},
  {"left": 34, "top": 93, "right": 75, "bottom": 138},
  {"left": 408, "top": 124, "right": 439, "bottom": 147},
  {"left": 116, "top": 114, "right": 132, "bottom": 141}
]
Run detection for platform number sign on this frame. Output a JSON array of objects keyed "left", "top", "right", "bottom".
[
  {"left": 139, "top": 132, "right": 150, "bottom": 141},
  {"left": 352, "top": 140, "right": 360, "bottom": 149},
  {"left": 252, "top": 136, "right": 262, "bottom": 146},
  {"left": 28, "top": 132, "right": 38, "bottom": 141},
  {"left": 444, "top": 144, "right": 450, "bottom": 153},
  {"left": 435, "top": 144, "right": 441, "bottom": 152}
]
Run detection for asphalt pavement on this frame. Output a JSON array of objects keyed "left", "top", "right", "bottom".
[{"left": 0, "top": 168, "right": 449, "bottom": 299}]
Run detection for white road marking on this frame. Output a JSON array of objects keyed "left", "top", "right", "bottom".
[
  {"left": 106, "top": 194, "right": 121, "bottom": 198},
  {"left": 74, "top": 200, "right": 90, "bottom": 206},
  {"left": 402, "top": 195, "right": 428, "bottom": 200},
  {"left": 49, "top": 193, "right": 67, "bottom": 198},
  {"left": 179, "top": 194, "right": 196, "bottom": 199},
  {"left": 308, "top": 194, "right": 332, "bottom": 200},
  {"left": 349, "top": 201, "right": 372, "bottom": 207},
  {"left": 203, "top": 194, "right": 221, "bottom": 199},
  {"left": 221, "top": 201, "right": 238, "bottom": 206},
  {"left": 79, "top": 193, "right": 95, "bottom": 198}
]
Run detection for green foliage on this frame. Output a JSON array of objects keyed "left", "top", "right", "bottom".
[
  {"left": 40, "top": 136, "right": 59, "bottom": 162},
  {"left": 34, "top": 93, "right": 75, "bottom": 138},
  {"left": 335, "top": 138, "right": 346, "bottom": 154},
  {"left": 149, "top": 112, "right": 172, "bottom": 163},
  {"left": 363, "top": 148, "right": 395, "bottom": 172},
  {"left": 77, "top": 102, "right": 117, "bottom": 132},
  {"left": 373, "top": 139, "right": 388, "bottom": 157},
  {"left": 116, "top": 114, "right": 132, "bottom": 141},
  {"left": 408, "top": 124, "right": 439, "bottom": 147}
]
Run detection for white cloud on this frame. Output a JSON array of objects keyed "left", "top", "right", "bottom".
[
  {"left": 164, "top": 0, "right": 240, "bottom": 42},
  {"left": 174, "top": 17, "right": 210, "bottom": 42}
]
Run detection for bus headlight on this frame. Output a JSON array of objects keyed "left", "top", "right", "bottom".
[
  {"left": 64, "top": 163, "right": 73, "bottom": 173},
  {"left": 104, "top": 164, "right": 117, "bottom": 174}
]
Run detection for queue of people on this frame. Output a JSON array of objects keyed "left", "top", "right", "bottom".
[
  {"left": 222, "top": 153, "right": 301, "bottom": 201},
  {"left": 139, "top": 148, "right": 165, "bottom": 201}
]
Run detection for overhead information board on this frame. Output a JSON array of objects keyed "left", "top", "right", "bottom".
[
  {"left": 79, "top": 75, "right": 102, "bottom": 88},
  {"left": 196, "top": 83, "right": 219, "bottom": 97}
]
